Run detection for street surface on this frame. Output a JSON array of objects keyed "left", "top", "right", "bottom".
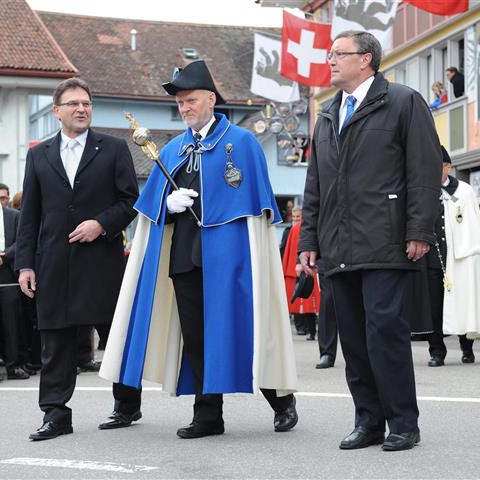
[{"left": 1, "top": 334, "right": 479, "bottom": 479}]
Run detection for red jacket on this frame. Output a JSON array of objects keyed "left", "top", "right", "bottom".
[{"left": 282, "top": 221, "right": 320, "bottom": 314}]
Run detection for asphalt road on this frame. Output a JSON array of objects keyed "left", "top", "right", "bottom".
[{"left": 1, "top": 334, "right": 479, "bottom": 479}]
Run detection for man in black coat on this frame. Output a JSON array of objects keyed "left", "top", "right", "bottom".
[
  {"left": 0, "top": 202, "right": 29, "bottom": 379},
  {"left": 446, "top": 67, "right": 465, "bottom": 99},
  {"left": 16, "top": 78, "right": 139, "bottom": 441},
  {"left": 299, "top": 31, "right": 442, "bottom": 451}
]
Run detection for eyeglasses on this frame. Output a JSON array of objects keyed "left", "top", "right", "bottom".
[
  {"left": 327, "top": 51, "right": 368, "bottom": 61},
  {"left": 56, "top": 101, "right": 93, "bottom": 109}
]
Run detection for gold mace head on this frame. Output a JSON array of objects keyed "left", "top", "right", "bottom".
[{"left": 132, "top": 127, "right": 152, "bottom": 146}]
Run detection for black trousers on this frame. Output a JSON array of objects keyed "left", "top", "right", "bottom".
[
  {"left": 427, "top": 268, "right": 474, "bottom": 358},
  {"left": 331, "top": 270, "right": 418, "bottom": 433},
  {"left": 39, "top": 326, "right": 140, "bottom": 425},
  {"left": 172, "top": 268, "right": 293, "bottom": 425},
  {"left": 0, "top": 286, "right": 21, "bottom": 368},
  {"left": 77, "top": 325, "right": 112, "bottom": 365},
  {"left": 39, "top": 327, "right": 79, "bottom": 424},
  {"left": 317, "top": 275, "right": 338, "bottom": 359},
  {"left": 293, "top": 314, "right": 316, "bottom": 336}
]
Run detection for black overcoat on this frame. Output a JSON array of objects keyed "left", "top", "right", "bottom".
[
  {"left": 0, "top": 206, "right": 19, "bottom": 284},
  {"left": 15, "top": 129, "right": 138, "bottom": 329},
  {"left": 299, "top": 73, "right": 443, "bottom": 276}
]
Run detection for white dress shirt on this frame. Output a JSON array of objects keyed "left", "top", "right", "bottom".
[
  {"left": 192, "top": 115, "right": 216, "bottom": 140},
  {"left": 339, "top": 75, "right": 375, "bottom": 132},
  {"left": 60, "top": 130, "right": 88, "bottom": 186}
]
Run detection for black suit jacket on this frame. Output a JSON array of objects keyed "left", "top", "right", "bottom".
[
  {"left": 15, "top": 129, "right": 139, "bottom": 329},
  {"left": 0, "top": 206, "right": 19, "bottom": 283},
  {"left": 169, "top": 120, "right": 217, "bottom": 277}
]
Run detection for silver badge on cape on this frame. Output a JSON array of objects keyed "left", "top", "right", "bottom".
[
  {"left": 224, "top": 143, "right": 242, "bottom": 188},
  {"left": 456, "top": 206, "right": 463, "bottom": 223}
]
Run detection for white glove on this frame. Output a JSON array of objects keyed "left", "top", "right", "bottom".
[{"left": 166, "top": 188, "right": 199, "bottom": 214}]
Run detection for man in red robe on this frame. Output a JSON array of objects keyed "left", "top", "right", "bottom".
[{"left": 282, "top": 208, "right": 320, "bottom": 340}]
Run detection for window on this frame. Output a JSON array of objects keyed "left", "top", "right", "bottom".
[{"left": 29, "top": 95, "right": 58, "bottom": 141}]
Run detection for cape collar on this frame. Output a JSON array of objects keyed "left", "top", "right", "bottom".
[{"left": 178, "top": 113, "right": 230, "bottom": 156}]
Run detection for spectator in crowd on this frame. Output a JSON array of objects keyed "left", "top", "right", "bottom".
[
  {"left": 429, "top": 81, "right": 447, "bottom": 110},
  {"left": 16, "top": 77, "right": 139, "bottom": 441},
  {"left": 446, "top": 67, "right": 465, "bottom": 98},
  {"left": 0, "top": 183, "right": 10, "bottom": 208},
  {"left": 282, "top": 207, "right": 320, "bottom": 340},
  {"left": 9, "top": 191, "right": 42, "bottom": 376},
  {"left": 299, "top": 30, "right": 442, "bottom": 451},
  {"left": 279, "top": 207, "right": 297, "bottom": 259},
  {"left": 11, "top": 192, "right": 22, "bottom": 210},
  {"left": 424, "top": 147, "right": 478, "bottom": 366},
  {"left": 0, "top": 186, "right": 29, "bottom": 379}
]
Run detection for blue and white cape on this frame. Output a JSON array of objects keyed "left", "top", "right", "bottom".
[{"left": 100, "top": 114, "right": 297, "bottom": 396}]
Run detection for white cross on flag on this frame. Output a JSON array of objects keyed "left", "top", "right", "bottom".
[{"left": 281, "top": 11, "right": 332, "bottom": 87}]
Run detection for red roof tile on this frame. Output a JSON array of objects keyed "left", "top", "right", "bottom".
[
  {"left": 0, "top": 0, "right": 77, "bottom": 76},
  {"left": 94, "top": 127, "right": 182, "bottom": 178},
  {"left": 39, "top": 12, "right": 279, "bottom": 104}
]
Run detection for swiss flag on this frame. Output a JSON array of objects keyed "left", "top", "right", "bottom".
[
  {"left": 404, "top": 0, "right": 468, "bottom": 16},
  {"left": 281, "top": 11, "right": 332, "bottom": 87}
]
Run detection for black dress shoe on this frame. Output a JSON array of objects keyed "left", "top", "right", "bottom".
[
  {"left": 316, "top": 354, "right": 335, "bottom": 369},
  {"left": 462, "top": 353, "right": 475, "bottom": 364},
  {"left": 382, "top": 428, "right": 420, "bottom": 451},
  {"left": 78, "top": 360, "right": 101, "bottom": 373},
  {"left": 306, "top": 334, "right": 316, "bottom": 341},
  {"left": 176, "top": 422, "right": 225, "bottom": 439},
  {"left": 7, "top": 366, "right": 30, "bottom": 380},
  {"left": 339, "top": 426, "right": 385, "bottom": 450},
  {"left": 29, "top": 421, "right": 73, "bottom": 441},
  {"left": 22, "top": 365, "right": 37, "bottom": 376},
  {"left": 274, "top": 397, "right": 298, "bottom": 432},
  {"left": 98, "top": 410, "right": 142, "bottom": 430},
  {"left": 428, "top": 356, "right": 444, "bottom": 367}
]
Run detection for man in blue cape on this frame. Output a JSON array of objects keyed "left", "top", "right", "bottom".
[{"left": 99, "top": 60, "right": 298, "bottom": 438}]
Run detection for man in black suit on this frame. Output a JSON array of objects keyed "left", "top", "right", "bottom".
[
  {"left": 16, "top": 78, "right": 139, "bottom": 441},
  {"left": 299, "top": 31, "right": 441, "bottom": 451},
  {"left": 0, "top": 198, "right": 29, "bottom": 380}
]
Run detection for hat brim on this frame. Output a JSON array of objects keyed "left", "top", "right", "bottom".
[
  {"left": 162, "top": 82, "right": 226, "bottom": 105},
  {"left": 291, "top": 272, "right": 314, "bottom": 303}
]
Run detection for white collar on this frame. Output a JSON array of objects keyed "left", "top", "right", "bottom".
[
  {"left": 192, "top": 115, "right": 215, "bottom": 140},
  {"left": 60, "top": 129, "right": 88, "bottom": 149},
  {"left": 341, "top": 75, "right": 375, "bottom": 110},
  {"left": 442, "top": 177, "right": 450, "bottom": 187}
]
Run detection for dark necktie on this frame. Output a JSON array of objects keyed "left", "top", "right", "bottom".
[
  {"left": 193, "top": 132, "right": 202, "bottom": 149},
  {"left": 186, "top": 133, "right": 203, "bottom": 174},
  {"left": 341, "top": 95, "right": 357, "bottom": 132}
]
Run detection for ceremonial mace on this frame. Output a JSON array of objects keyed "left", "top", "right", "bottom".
[{"left": 125, "top": 112, "right": 201, "bottom": 227}]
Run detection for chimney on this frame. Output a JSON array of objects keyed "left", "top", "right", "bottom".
[{"left": 130, "top": 29, "right": 137, "bottom": 51}]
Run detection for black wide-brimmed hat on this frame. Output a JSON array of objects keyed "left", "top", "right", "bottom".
[
  {"left": 291, "top": 272, "right": 314, "bottom": 304},
  {"left": 441, "top": 145, "right": 451, "bottom": 164},
  {"left": 162, "top": 60, "right": 226, "bottom": 105}
]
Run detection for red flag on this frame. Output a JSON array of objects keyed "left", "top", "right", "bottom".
[
  {"left": 404, "top": 0, "right": 468, "bottom": 16},
  {"left": 281, "top": 11, "right": 332, "bottom": 87}
]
